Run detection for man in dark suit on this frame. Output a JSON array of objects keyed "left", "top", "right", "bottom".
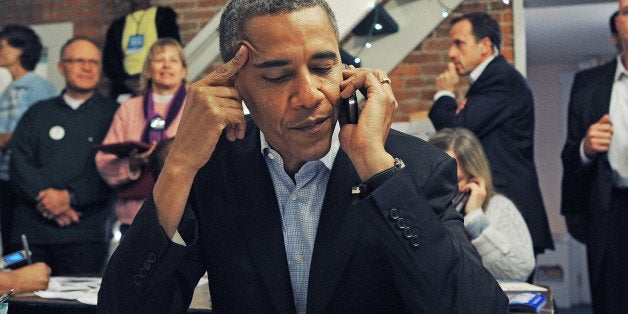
[
  {"left": 98, "top": 1, "right": 507, "bottom": 312},
  {"left": 429, "top": 12, "right": 553, "bottom": 257},
  {"left": 561, "top": 2, "right": 628, "bottom": 312},
  {"left": 563, "top": 10, "right": 619, "bottom": 244}
]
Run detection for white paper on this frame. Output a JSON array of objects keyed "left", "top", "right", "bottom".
[
  {"left": 497, "top": 280, "right": 548, "bottom": 292},
  {"left": 33, "top": 277, "right": 101, "bottom": 305}
]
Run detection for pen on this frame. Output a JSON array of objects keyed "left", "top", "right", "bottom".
[
  {"left": 21, "top": 234, "right": 32, "bottom": 265},
  {"left": 0, "top": 289, "right": 13, "bottom": 303}
]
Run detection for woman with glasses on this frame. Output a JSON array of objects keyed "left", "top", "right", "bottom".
[{"left": 96, "top": 38, "right": 187, "bottom": 235}]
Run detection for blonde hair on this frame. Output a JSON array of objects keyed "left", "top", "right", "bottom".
[
  {"left": 139, "top": 38, "right": 188, "bottom": 93},
  {"left": 428, "top": 128, "right": 495, "bottom": 210}
]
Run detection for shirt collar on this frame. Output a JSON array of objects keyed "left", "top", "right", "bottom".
[
  {"left": 614, "top": 55, "right": 628, "bottom": 81},
  {"left": 10, "top": 72, "right": 38, "bottom": 88},
  {"left": 470, "top": 54, "right": 496, "bottom": 84},
  {"left": 259, "top": 122, "right": 340, "bottom": 171}
]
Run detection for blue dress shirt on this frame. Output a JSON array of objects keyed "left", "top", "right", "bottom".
[{"left": 260, "top": 126, "right": 339, "bottom": 314}]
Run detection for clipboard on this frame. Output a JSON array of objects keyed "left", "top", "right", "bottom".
[{"left": 93, "top": 141, "right": 151, "bottom": 157}]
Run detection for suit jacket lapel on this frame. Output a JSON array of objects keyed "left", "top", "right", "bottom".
[
  {"left": 221, "top": 128, "right": 296, "bottom": 313},
  {"left": 466, "top": 55, "right": 504, "bottom": 95},
  {"left": 307, "top": 150, "right": 364, "bottom": 312},
  {"left": 591, "top": 63, "right": 615, "bottom": 118}
]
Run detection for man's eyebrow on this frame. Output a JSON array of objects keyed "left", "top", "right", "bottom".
[
  {"left": 253, "top": 59, "right": 291, "bottom": 69},
  {"left": 252, "top": 51, "right": 338, "bottom": 69},
  {"left": 311, "top": 50, "right": 337, "bottom": 61}
]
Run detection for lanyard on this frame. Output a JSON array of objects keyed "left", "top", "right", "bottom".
[{"left": 141, "top": 84, "right": 186, "bottom": 143}]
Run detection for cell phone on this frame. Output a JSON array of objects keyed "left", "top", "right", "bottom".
[
  {"left": 339, "top": 92, "right": 359, "bottom": 125},
  {"left": 452, "top": 190, "right": 471, "bottom": 213},
  {"left": 0, "top": 250, "right": 28, "bottom": 269},
  {"left": 339, "top": 64, "right": 359, "bottom": 126}
]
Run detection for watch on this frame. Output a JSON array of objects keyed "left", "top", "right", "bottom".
[{"left": 358, "top": 157, "right": 405, "bottom": 197}]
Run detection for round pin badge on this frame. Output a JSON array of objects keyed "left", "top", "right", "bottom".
[
  {"left": 49, "top": 126, "right": 65, "bottom": 140},
  {"left": 150, "top": 116, "right": 166, "bottom": 130}
]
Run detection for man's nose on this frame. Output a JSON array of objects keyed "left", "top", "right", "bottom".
[
  {"left": 290, "top": 71, "right": 325, "bottom": 109},
  {"left": 447, "top": 46, "right": 457, "bottom": 60}
]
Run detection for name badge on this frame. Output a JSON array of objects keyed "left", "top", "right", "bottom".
[{"left": 126, "top": 34, "right": 144, "bottom": 55}]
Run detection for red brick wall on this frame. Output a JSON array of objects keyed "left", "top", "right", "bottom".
[{"left": 0, "top": 0, "right": 512, "bottom": 121}]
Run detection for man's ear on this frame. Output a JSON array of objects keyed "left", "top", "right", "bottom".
[
  {"left": 57, "top": 62, "right": 65, "bottom": 76},
  {"left": 480, "top": 37, "right": 493, "bottom": 55}
]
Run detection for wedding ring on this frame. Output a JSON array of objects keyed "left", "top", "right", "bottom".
[{"left": 380, "top": 77, "right": 391, "bottom": 84}]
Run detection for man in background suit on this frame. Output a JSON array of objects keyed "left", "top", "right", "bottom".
[
  {"left": 98, "top": 0, "right": 507, "bottom": 312},
  {"left": 561, "top": 1, "right": 628, "bottom": 311},
  {"left": 563, "top": 10, "right": 619, "bottom": 244},
  {"left": 429, "top": 12, "right": 554, "bottom": 257}
]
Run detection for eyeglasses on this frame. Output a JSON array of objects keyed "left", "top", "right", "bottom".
[{"left": 61, "top": 58, "right": 101, "bottom": 66}]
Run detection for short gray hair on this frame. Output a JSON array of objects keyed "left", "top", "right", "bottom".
[{"left": 219, "top": 0, "right": 339, "bottom": 62}]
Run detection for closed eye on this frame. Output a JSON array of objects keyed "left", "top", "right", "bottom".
[
  {"left": 263, "top": 74, "right": 290, "bottom": 84},
  {"left": 312, "top": 66, "right": 332, "bottom": 75}
]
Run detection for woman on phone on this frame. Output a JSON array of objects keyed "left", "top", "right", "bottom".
[
  {"left": 96, "top": 38, "right": 187, "bottom": 235},
  {"left": 429, "top": 128, "right": 535, "bottom": 281}
]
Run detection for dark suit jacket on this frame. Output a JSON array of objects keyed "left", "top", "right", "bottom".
[
  {"left": 98, "top": 118, "right": 507, "bottom": 313},
  {"left": 429, "top": 55, "right": 554, "bottom": 253},
  {"left": 561, "top": 59, "right": 616, "bottom": 287},
  {"left": 568, "top": 59, "right": 617, "bottom": 105}
]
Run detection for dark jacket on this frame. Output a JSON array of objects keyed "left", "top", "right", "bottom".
[
  {"left": 9, "top": 92, "right": 118, "bottom": 245},
  {"left": 561, "top": 59, "right": 616, "bottom": 287},
  {"left": 429, "top": 55, "right": 554, "bottom": 253},
  {"left": 98, "top": 118, "right": 508, "bottom": 313}
]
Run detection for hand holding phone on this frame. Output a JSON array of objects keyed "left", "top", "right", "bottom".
[
  {"left": 339, "top": 64, "right": 359, "bottom": 125},
  {"left": 452, "top": 190, "right": 471, "bottom": 214},
  {"left": 339, "top": 92, "right": 359, "bottom": 125}
]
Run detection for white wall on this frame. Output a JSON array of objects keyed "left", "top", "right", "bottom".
[
  {"left": 31, "top": 22, "right": 73, "bottom": 92},
  {"left": 527, "top": 62, "right": 580, "bottom": 236}
]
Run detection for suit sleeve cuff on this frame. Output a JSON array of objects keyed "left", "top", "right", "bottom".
[
  {"left": 579, "top": 139, "right": 593, "bottom": 166},
  {"left": 171, "top": 230, "right": 187, "bottom": 246}
]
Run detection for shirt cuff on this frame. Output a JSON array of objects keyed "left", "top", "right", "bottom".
[
  {"left": 433, "top": 90, "right": 455, "bottom": 101},
  {"left": 464, "top": 208, "right": 489, "bottom": 239},
  {"left": 579, "top": 139, "right": 593, "bottom": 166},
  {"left": 171, "top": 230, "right": 187, "bottom": 246}
]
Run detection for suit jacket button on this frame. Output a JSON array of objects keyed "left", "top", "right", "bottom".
[
  {"left": 139, "top": 268, "right": 148, "bottom": 278},
  {"left": 148, "top": 251, "right": 157, "bottom": 262},
  {"left": 133, "top": 275, "right": 143, "bottom": 285},
  {"left": 389, "top": 208, "right": 400, "bottom": 220},
  {"left": 410, "top": 235, "right": 420, "bottom": 247},
  {"left": 396, "top": 217, "right": 407, "bottom": 229},
  {"left": 403, "top": 227, "right": 413, "bottom": 238}
]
